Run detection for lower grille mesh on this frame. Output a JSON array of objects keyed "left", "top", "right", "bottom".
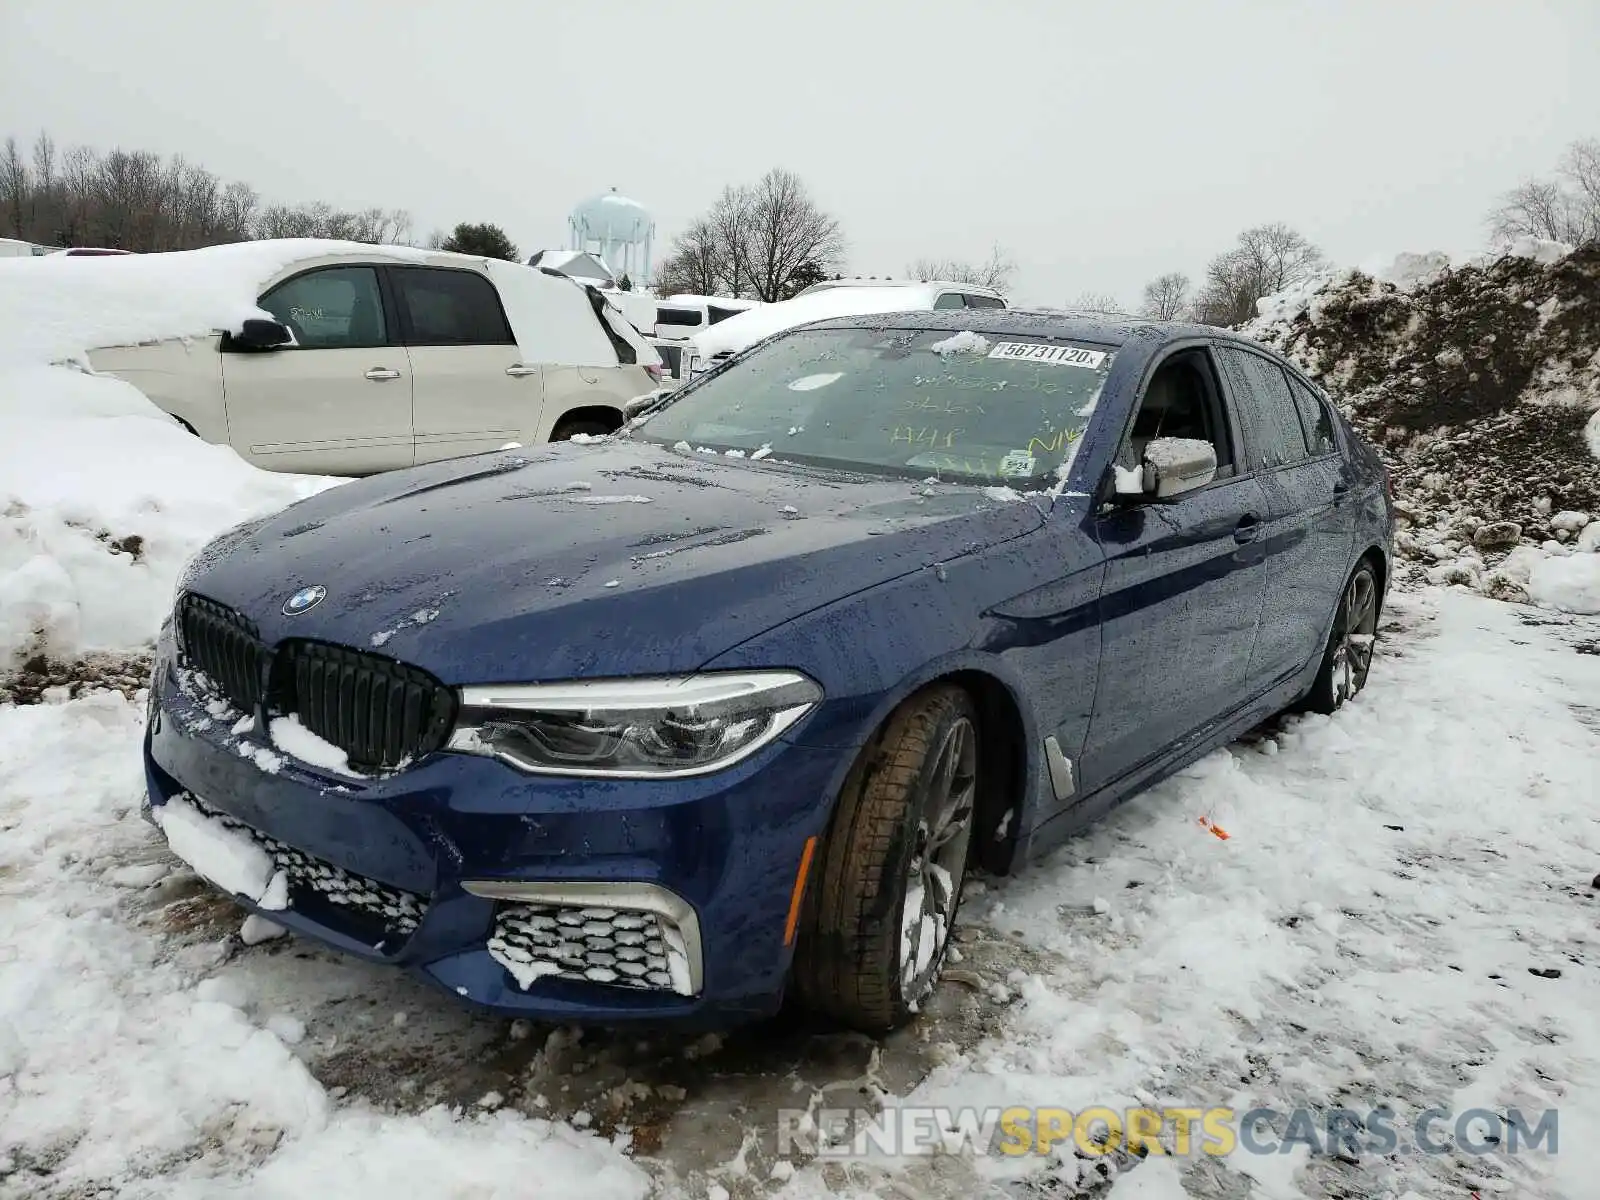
[
  {"left": 185, "top": 795, "right": 426, "bottom": 943},
  {"left": 490, "top": 903, "right": 691, "bottom": 994}
]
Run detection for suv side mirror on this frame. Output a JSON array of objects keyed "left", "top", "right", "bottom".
[
  {"left": 227, "top": 318, "right": 293, "bottom": 351},
  {"left": 1110, "top": 437, "right": 1218, "bottom": 504}
]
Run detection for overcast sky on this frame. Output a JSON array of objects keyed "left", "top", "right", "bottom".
[{"left": 5, "top": 0, "right": 1596, "bottom": 305}]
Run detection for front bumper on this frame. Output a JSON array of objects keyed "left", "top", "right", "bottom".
[{"left": 142, "top": 634, "right": 843, "bottom": 1028}]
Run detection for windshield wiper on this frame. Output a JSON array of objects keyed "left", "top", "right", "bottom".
[{"left": 622, "top": 388, "right": 679, "bottom": 426}]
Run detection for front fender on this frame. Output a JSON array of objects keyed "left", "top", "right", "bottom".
[{"left": 697, "top": 530, "right": 1085, "bottom": 871}]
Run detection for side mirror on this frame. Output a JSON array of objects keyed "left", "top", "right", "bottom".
[
  {"left": 228, "top": 318, "right": 293, "bottom": 351},
  {"left": 1110, "top": 437, "right": 1217, "bottom": 504},
  {"left": 1142, "top": 437, "right": 1217, "bottom": 499}
]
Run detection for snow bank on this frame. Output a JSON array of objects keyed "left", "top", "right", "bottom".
[
  {"left": 0, "top": 694, "right": 653, "bottom": 1197},
  {"left": 688, "top": 283, "right": 948, "bottom": 359},
  {"left": 1503, "top": 234, "right": 1575, "bottom": 265},
  {"left": 1528, "top": 551, "right": 1600, "bottom": 613},
  {"left": 0, "top": 363, "right": 333, "bottom": 665}
]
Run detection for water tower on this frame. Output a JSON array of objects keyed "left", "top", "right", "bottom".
[{"left": 568, "top": 188, "right": 654, "bottom": 284}]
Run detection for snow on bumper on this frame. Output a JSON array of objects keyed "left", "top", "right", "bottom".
[{"left": 153, "top": 792, "right": 288, "bottom": 910}]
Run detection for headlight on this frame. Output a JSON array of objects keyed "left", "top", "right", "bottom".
[{"left": 446, "top": 671, "right": 822, "bottom": 778}]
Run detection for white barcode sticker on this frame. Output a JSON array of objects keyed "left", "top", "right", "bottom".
[{"left": 987, "top": 342, "right": 1107, "bottom": 369}]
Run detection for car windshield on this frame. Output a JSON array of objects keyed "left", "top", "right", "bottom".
[{"left": 635, "top": 326, "right": 1114, "bottom": 487}]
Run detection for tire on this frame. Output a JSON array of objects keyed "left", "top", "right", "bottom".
[
  {"left": 550, "top": 418, "right": 616, "bottom": 441},
  {"left": 1304, "top": 560, "right": 1381, "bottom": 715},
  {"left": 792, "top": 685, "right": 979, "bottom": 1033}
]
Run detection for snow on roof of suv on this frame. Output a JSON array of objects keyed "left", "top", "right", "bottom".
[{"left": 1, "top": 238, "right": 653, "bottom": 368}]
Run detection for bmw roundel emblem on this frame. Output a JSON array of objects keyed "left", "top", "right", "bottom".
[{"left": 283, "top": 584, "right": 327, "bottom": 616}]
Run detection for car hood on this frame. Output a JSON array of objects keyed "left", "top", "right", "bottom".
[{"left": 183, "top": 439, "right": 1047, "bottom": 683}]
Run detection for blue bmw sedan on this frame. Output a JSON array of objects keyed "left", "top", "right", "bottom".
[{"left": 143, "top": 310, "right": 1393, "bottom": 1033}]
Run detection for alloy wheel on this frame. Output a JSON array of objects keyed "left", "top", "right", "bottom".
[
  {"left": 899, "top": 716, "right": 977, "bottom": 1004},
  {"left": 1330, "top": 570, "right": 1379, "bottom": 707}
]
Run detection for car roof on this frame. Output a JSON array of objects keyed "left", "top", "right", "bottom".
[
  {"left": 799, "top": 278, "right": 1004, "bottom": 297},
  {"left": 794, "top": 306, "right": 1228, "bottom": 347}
]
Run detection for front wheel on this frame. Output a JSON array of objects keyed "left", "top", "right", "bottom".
[
  {"left": 1305, "top": 561, "right": 1380, "bottom": 714},
  {"left": 549, "top": 418, "right": 615, "bottom": 441},
  {"left": 792, "top": 685, "right": 979, "bottom": 1033}
]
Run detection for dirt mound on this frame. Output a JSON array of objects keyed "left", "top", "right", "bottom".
[
  {"left": 1246, "top": 242, "right": 1600, "bottom": 583},
  {"left": 0, "top": 650, "right": 152, "bottom": 706}
]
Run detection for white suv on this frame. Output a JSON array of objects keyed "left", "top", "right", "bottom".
[{"left": 87, "top": 244, "right": 660, "bottom": 476}]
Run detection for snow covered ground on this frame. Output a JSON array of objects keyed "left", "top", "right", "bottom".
[{"left": 2, "top": 588, "right": 1595, "bottom": 1198}]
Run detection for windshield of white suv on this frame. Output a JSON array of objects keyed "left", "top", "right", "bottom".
[{"left": 635, "top": 326, "right": 1114, "bottom": 487}]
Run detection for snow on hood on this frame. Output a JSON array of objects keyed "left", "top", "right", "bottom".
[{"left": 688, "top": 284, "right": 944, "bottom": 359}]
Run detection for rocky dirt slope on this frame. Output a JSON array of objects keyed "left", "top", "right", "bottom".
[{"left": 1245, "top": 239, "right": 1600, "bottom": 607}]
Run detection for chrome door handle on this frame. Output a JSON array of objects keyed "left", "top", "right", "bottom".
[
  {"left": 505, "top": 365, "right": 538, "bottom": 377},
  {"left": 364, "top": 367, "right": 401, "bottom": 381}
]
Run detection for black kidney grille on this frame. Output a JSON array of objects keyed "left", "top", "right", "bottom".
[
  {"left": 174, "top": 594, "right": 455, "bottom": 774},
  {"left": 280, "top": 640, "right": 456, "bottom": 773},
  {"left": 178, "top": 593, "right": 267, "bottom": 712}
]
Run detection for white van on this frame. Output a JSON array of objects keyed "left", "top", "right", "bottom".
[{"left": 652, "top": 294, "right": 762, "bottom": 342}]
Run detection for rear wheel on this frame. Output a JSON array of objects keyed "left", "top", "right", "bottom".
[
  {"left": 1306, "top": 562, "right": 1380, "bottom": 714},
  {"left": 792, "top": 685, "right": 978, "bottom": 1033}
]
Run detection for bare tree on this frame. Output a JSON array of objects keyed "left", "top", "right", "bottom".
[
  {"left": 655, "top": 169, "right": 844, "bottom": 301},
  {"left": 1192, "top": 223, "right": 1328, "bottom": 327},
  {"left": 731, "top": 169, "right": 845, "bottom": 302},
  {"left": 1140, "top": 272, "right": 1191, "bottom": 320},
  {"left": 0, "top": 137, "right": 27, "bottom": 237},
  {"left": 1488, "top": 137, "right": 1600, "bottom": 247},
  {"left": 0, "top": 128, "right": 412, "bottom": 251},
  {"left": 653, "top": 217, "right": 722, "bottom": 296},
  {"left": 906, "top": 243, "right": 1017, "bottom": 291},
  {"left": 1069, "top": 291, "right": 1126, "bottom": 315}
]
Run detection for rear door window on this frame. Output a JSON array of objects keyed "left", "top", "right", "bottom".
[
  {"left": 390, "top": 267, "right": 515, "bottom": 346},
  {"left": 1287, "top": 374, "right": 1338, "bottom": 456},
  {"left": 656, "top": 307, "right": 705, "bottom": 328},
  {"left": 1215, "top": 346, "right": 1311, "bottom": 470},
  {"left": 963, "top": 293, "right": 1005, "bottom": 309}
]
